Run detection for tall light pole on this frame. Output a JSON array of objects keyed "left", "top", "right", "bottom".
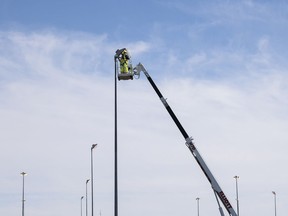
[
  {"left": 234, "top": 176, "right": 239, "bottom": 216},
  {"left": 81, "top": 196, "right": 84, "bottom": 216},
  {"left": 196, "top": 197, "right": 200, "bottom": 216},
  {"left": 20, "top": 172, "right": 27, "bottom": 216},
  {"left": 86, "top": 179, "right": 90, "bottom": 216},
  {"left": 91, "top": 144, "right": 98, "bottom": 216},
  {"left": 272, "top": 191, "right": 277, "bottom": 216},
  {"left": 114, "top": 51, "right": 118, "bottom": 216}
]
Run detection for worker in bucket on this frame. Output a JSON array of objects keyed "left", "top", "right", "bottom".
[{"left": 119, "top": 49, "right": 130, "bottom": 73}]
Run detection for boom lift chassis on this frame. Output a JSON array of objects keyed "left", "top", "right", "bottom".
[{"left": 115, "top": 50, "right": 238, "bottom": 216}]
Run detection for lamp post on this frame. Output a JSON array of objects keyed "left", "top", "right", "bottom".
[
  {"left": 81, "top": 196, "right": 84, "bottom": 216},
  {"left": 114, "top": 51, "right": 118, "bottom": 216},
  {"left": 234, "top": 176, "right": 239, "bottom": 216},
  {"left": 196, "top": 197, "right": 200, "bottom": 216},
  {"left": 86, "top": 179, "right": 90, "bottom": 216},
  {"left": 272, "top": 191, "right": 277, "bottom": 216},
  {"left": 91, "top": 144, "right": 98, "bottom": 216},
  {"left": 20, "top": 172, "right": 27, "bottom": 216}
]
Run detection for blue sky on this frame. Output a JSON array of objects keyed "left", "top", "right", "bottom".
[{"left": 1, "top": 0, "right": 288, "bottom": 216}]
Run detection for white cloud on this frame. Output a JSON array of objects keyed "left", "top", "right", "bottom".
[{"left": 0, "top": 29, "right": 288, "bottom": 216}]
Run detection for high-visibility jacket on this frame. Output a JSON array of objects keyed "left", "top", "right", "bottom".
[{"left": 119, "top": 53, "right": 129, "bottom": 73}]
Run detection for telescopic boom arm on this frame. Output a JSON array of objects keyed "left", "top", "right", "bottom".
[{"left": 133, "top": 63, "right": 237, "bottom": 216}]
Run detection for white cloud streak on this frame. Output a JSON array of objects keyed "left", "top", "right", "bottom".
[{"left": 0, "top": 27, "right": 288, "bottom": 216}]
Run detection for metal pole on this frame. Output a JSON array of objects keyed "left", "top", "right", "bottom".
[
  {"left": 114, "top": 56, "right": 118, "bottom": 216},
  {"left": 86, "top": 179, "right": 90, "bottom": 216},
  {"left": 81, "top": 196, "right": 84, "bottom": 216},
  {"left": 272, "top": 191, "right": 277, "bottom": 216},
  {"left": 234, "top": 176, "right": 239, "bottom": 216},
  {"left": 91, "top": 144, "right": 97, "bottom": 216},
  {"left": 20, "top": 172, "right": 27, "bottom": 216},
  {"left": 196, "top": 197, "right": 200, "bottom": 216}
]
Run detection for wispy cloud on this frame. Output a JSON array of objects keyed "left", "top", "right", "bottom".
[{"left": 1, "top": 24, "right": 288, "bottom": 216}]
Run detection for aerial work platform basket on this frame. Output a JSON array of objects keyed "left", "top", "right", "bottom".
[
  {"left": 117, "top": 64, "right": 134, "bottom": 80},
  {"left": 115, "top": 48, "right": 134, "bottom": 81}
]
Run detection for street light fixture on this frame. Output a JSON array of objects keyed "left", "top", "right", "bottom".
[
  {"left": 91, "top": 144, "right": 98, "bottom": 216},
  {"left": 196, "top": 197, "right": 200, "bottom": 216},
  {"left": 86, "top": 179, "right": 90, "bottom": 216},
  {"left": 20, "top": 172, "right": 27, "bottom": 216},
  {"left": 234, "top": 175, "right": 240, "bottom": 216},
  {"left": 272, "top": 191, "right": 277, "bottom": 216}
]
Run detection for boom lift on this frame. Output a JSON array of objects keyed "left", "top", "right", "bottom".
[{"left": 114, "top": 48, "right": 238, "bottom": 216}]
